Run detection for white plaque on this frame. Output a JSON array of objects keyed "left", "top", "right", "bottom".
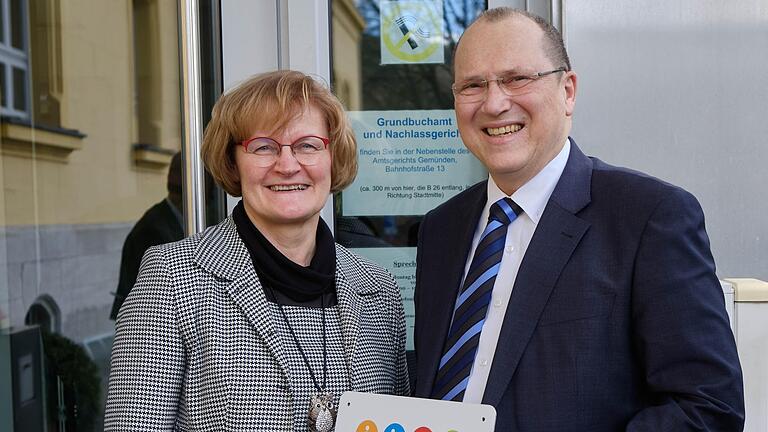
[{"left": 337, "top": 391, "right": 496, "bottom": 432}]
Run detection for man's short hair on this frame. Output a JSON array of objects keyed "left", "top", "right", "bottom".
[
  {"left": 201, "top": 70, "right": 358, "bottom": 196},
  {"left": 455, "top": 7, "right": 571, "bottom": 72}
]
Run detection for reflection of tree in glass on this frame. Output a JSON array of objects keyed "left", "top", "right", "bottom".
[{"left": 355, "top": 0, "right": 485, "bottom": 110}]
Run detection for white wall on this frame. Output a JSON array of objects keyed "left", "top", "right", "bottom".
[{"left": 565, "top": 0, "right": 768, "bottom": 281}]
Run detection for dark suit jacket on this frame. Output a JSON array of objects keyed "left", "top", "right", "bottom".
[
  {"left": 414, "top": 140, "right": 744, "bottom": 431},
  {"left": 110, "top": 199, "right": 184, "bottom": 320}
]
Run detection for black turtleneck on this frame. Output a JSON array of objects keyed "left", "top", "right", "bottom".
[{"left": 232, "top": 201, "right": 338, "bottom": 307}]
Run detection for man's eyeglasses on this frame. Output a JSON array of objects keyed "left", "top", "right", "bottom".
[
  {"left": 452, "top": 67, "right": 567, "bottom": 103},
  {"left": 240, "top": 135, "right": 329, "bottom": 167}
]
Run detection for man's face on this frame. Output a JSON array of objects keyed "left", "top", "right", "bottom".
[{"left": 453, "top": 17, "right": 576, "bottom": 194}]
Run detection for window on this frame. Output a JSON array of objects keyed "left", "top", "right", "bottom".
[
  {"left": 130, "top": 0, "right": 182, "bottom": 166},
  {"left": 0, "top": 0, "right": 30, "bottom": 119},
  {"left": 24, "top": 295, "right": 61, "bottom": 333}
]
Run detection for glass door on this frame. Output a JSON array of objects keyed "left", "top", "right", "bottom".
[
  {"left": 0, "top": 1, "right": 222, "bottom": 430},
  {"left": 330, "top": 0, "right": 489, "bottom": 353},
  {"left": 220, "top": 0, "right": 561, "bottom": 354}
]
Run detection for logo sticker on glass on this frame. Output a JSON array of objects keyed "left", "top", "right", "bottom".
[{"left": 380, "top": 0, "right": 444, "bottom": 65}]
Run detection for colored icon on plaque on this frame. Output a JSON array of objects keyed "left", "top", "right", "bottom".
[
  {"left": 384, "top": 422, "right": 405, "bottom": 432},
  {"left": 356, "top": 420, "right": 378, "bottom": 432},
  {"left": 414, "top": 427, "right": 433, "bottom": 432}
]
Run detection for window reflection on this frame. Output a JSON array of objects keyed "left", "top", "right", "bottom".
[
  {"left": 332, "top": 0, "right": 486, "bottom": 249},
  {"left": 0, "top": 0, "right": 29, "bottom": 119},
  {"left": 331, "top": 0, "right": 486, "bottom": 362},
  {"left": 0, "top": 1, "right": 198, "bottom": 429}
]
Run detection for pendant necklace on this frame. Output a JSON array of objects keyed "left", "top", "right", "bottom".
[{"left": 271, "top": 286, "right": 336, "bottom": 432}]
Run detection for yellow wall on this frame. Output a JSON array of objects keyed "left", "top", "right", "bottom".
[{"left": 0, "top": 0, "right": 181, "bottom": 226}]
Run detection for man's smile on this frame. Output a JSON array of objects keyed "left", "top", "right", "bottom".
[{"left": 484, "top": 123, "right": 523, "bottom": 136}]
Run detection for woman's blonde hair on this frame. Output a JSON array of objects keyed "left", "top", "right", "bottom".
[{"left": 202, "top": 70, "right": 357, "bottom": 196}]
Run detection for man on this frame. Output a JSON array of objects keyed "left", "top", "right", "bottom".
[
  {"left": 414, "top": 8, "right": 744, "bottom": 431},
  {"left": 110, "top": 152, "right": 184, "bottom": 320}
]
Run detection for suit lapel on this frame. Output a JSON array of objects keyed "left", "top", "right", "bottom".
[
  {"left": 336, "top": 263, "right": 361, "bottom": 375},
  {"left": 194, "top": 217, "right": 290, "bottom": 382},
  {"left": 225, "top": 270, "right": 291, "bottom": 380},
  {"left": 418, "top": 183, "right": 487, "bottom": 396},
  {"left": 334, "top": 246, "right": 379, "bottom": 390},
  {"left": 482, "top": 140, "right": 593, "bottom": 406}
]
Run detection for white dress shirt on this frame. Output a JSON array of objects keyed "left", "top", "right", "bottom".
[{"left": 462, "top": 139, "right": 571, "bottom": 403}]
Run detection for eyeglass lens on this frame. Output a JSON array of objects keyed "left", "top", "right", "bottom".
[
  {"left": 454, "top": 69, "right": 565, "bottom": 102},
  {"left": 244, "top": 136, "right": 327, "bottom": 166}
]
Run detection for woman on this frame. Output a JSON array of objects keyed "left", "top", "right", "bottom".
[{"left": 105, "top": 70, "right": 409, "bottom": 431}]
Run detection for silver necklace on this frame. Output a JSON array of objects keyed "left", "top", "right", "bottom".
[{"left": 272, "top": 287, "right": 336, "bottom": 432}]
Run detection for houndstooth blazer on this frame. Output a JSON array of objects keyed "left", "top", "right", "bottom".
[{"left": 105, "top": 216, "right": 409, "bottom": 431}]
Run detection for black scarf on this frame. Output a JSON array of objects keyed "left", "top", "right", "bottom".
[{"left": 233, "top": 201, "right": 337, "bottom": 307}]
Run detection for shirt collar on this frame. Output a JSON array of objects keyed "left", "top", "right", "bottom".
[{"left": 485, "top": 138, "right": 571, "bottom": 225}]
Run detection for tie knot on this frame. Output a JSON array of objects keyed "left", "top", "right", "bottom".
[{"left": 489, "top": 197, "right": 522, "bottom": 225}]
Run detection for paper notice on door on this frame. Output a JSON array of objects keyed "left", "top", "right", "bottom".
[{"left": 343, "top": 110, "right": 486, "bottom": 217}]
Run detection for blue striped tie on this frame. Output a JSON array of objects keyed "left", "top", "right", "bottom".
[{"left": 431, "top": 197, "right": 522, "bottom": 401}]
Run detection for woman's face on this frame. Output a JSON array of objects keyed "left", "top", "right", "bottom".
[{"left": 235, "top": 105, "right": 332, "bottom": 231}]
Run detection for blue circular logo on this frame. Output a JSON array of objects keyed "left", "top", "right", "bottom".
[{"left": 384, "top": 423, "right": 405, "bottom": 432}]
